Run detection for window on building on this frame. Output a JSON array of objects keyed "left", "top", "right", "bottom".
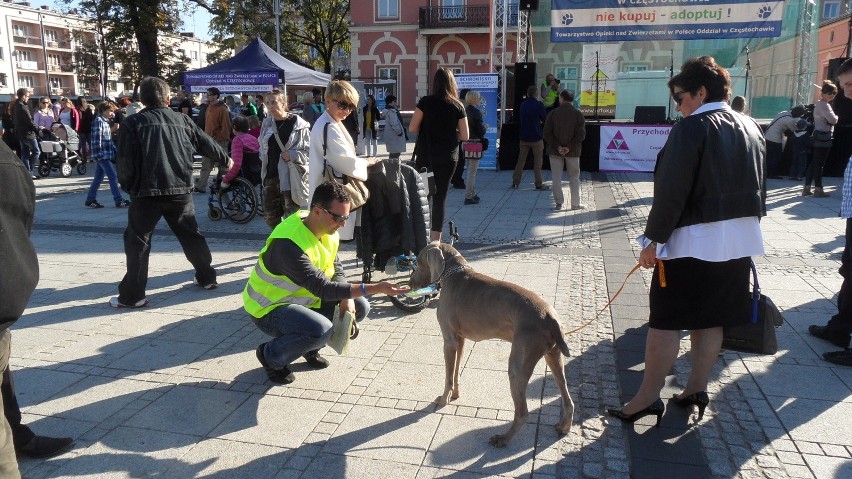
[
  {"left": 555, "top": 65, "right": 580, "bottom": 96},
  {"left": 17, "top": 50, "right": 32, "bottom": 61},
  {"left": 823, "top": 0, "right": 841, "bottom": 19},
  {"left": 44, "top": 29, "right": 57, "bottom": 42},
  {"left": 377, "top": 0, "right": 399, "bottom": 20},
  {"left": 48, "top": 54, "right": 61, "bottom": 66},
  {"left": 12, "top": 25, "right": 27, "bottom": 37},
  {"left": 377, "top": 67, "right": 398, "bottom": 81},
  {"left": 108, "top": 81, "right": 118, "bottom": 91},
  {"left": 442, "top": 0, "right": 464, "bottom": 20},
  {"left": 191, "top": 50, "right": 197, "bottom": 60},
  {"left": 444, "top": 66, "right": 463, "bottom": 75},
  {"left": 0, "top": 47, "right": 4, "bottom": 61},
  {"left": 50, "top": 77, "right": 62, "bottom": 89},
  {"left": 18, "top": 75, "right": 34, "bottom": 88},
  {"left": 0, "top": 74, "right": 7, "bottom": 86}
]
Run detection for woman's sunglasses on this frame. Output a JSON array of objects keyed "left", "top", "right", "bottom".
[{"left": 334, "top": 100, "right": 355, "bottom": 112}]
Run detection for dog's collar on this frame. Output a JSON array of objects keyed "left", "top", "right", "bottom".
[{"left": 435, "top": 262, "right": 470, "bottom": 285}]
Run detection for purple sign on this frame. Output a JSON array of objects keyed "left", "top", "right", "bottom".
[{"left": 183, "top": 71, "right": 282, "bottom": 93}]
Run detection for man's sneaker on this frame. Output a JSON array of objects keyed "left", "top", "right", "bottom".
[
  {"left": 535, "top": 184, "right": 550, "bottom": 190},
  {"left": 554, "top": 203, "right": 564, "bottom": 210},
  {"left": 115, "top": 199, "right": 131, "bottom": 208},
  {"left": 85, "top": 200, "right": 104, "bottom": 208},
  {"left": 256, "top": 343, "right": 295, "bottom": 384},
  {"left": 464, "top": 197, "right": 480, "bottom": 205},
  {"left": 303, "top": 350, "right": 330, "bottom": 369},
  {"left": 823, "top": 349, "right": 852, "bottom": 367},
  {"left": 808, "top": 325, "right": 851, "bottom": 349},
  {"left": 109, "top": 297, "right": 149, "bottom": 308},
  {"left": 193, "top": 277, "right": 218, "bottom": 290}
]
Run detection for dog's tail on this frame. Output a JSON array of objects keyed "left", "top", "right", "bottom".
[{"left": 555, "top": 333, "right": 570, "bottom": 357}]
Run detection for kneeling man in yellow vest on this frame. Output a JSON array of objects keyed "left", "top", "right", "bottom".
[{"left": 243, "top": 180, "right": 409, "bottom": 384}]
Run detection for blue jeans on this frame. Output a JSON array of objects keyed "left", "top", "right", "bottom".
[
  {"left": 18, "top": 138, "right": 39, "bottom": 174},
  {"left": 86, "top": 160, "right": 123, "bottom": 204},
  {"left": 253, "top": 297, "right": 370, "bottom": 369},
  {"left": 118, "top": 194, "right": 215, "bottom": 304}
]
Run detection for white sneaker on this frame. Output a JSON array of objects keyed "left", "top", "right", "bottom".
[
  {"left": 109, "top": 297, "right": 149, "bottom": 308},
  {"left": 193, "top": 277, "right": 218, "bottom": 290}
]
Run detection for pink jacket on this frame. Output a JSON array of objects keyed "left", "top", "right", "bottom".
[{"left": 224, "top": 133, "right": 260, "bottom": 184}]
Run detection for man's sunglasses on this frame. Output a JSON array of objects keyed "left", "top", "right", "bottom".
[{"left": 320, "top": 206, "right": 349, "bottom": 222}]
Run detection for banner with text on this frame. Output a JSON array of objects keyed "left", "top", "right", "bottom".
[
  {"left": 599, "top": 124, "right": 671, "bottom": 172},
  {"left": 580, "top": 44, "right": 619, "bottom": 117},
  {"left": 183, "top": 71, "right": 282, "bottom": 93},
  {"left": 455, "top": 73, "right": 499, "bottom": 170},
  {"left": 551, "top": 0, "right": 784, "bottom": 43}
]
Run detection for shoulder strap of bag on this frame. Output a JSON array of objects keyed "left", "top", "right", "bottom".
[
  {"left": 766, "top": 113, "right": 791, "bottom": 132},
  {"left": 322, "top": 122, "right": 335, "bottom": 180},
  {"left": 750, "top": 259, "right": 760, "bottom": 321}
]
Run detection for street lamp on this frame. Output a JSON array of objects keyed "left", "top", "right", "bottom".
[{"left": 274, "top": 0, "right": 281, "bottom": 54}]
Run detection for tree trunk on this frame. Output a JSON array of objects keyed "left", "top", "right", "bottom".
[{"left": 128, "top": 0, "right": 161, "bottom": 78}]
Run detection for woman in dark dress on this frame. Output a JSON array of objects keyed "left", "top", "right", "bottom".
[
  {"left": 409, "top": 68, "right": 469, "bottom": 241},
  {"left": 606, "top": 56, "right": 766, "bottom": 426}
]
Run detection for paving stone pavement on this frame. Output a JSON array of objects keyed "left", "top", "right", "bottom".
[{"left": 10, "top": 150, "right": 852, "bottom": 478}]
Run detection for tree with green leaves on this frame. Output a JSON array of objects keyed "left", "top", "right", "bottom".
[{"left": 191, "top": 0, "right": 349, "bottom": 74}]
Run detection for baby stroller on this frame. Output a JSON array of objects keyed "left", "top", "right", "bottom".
[
  {"left": 37, "top": 122, "right": 86, "bottom": 177},
  {"left": 207, "top": 148, "right": 263, "bottom": 224},
  {"left": 356, "top": 158, "right": 439, "bottom": 313}
]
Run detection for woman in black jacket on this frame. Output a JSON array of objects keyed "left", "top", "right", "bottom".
[
  {"left": 607, "top": 56, "right": 766, "bottom": 426},
  {"left": 362, "top": 95, "right": 380, "bottom": 156}
]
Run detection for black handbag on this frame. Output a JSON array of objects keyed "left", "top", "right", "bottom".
[{"left": 722, "top": 260, "right": 783, "bottom": 355}]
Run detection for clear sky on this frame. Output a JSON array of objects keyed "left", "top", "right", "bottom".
[{"left": 34, "top": 1, "right": 214, "bottom": 42}]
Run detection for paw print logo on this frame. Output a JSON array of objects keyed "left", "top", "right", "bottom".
[
  {"left": 758, "top": 5, "right": 772, "bottom": 19},
  {"left": 562, "top": 13, "right": 574, "bottom": 26}
]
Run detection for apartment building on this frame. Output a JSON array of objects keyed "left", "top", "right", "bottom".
[{"left": 0, "top": 0, "right": 219, "bottom": 101}]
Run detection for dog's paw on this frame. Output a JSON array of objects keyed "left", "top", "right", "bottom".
[
  {"left": 451, "top": 388, "right": 460, "bottom": 400},
  {"left": 554, "top": 420, "right": 572, "bottom": 435},
  {"left": 488, "top": 434, "right": 509, "bottom": 448},
  {"left": 435, "top": 395, "right": 450, "bottom": 406}
]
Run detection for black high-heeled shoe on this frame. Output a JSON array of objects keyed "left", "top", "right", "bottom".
[
  {"left": 671, "top": 391, "right": 710, "bottom": 421},
  {"left": 606, "top": 398, "right": 664, "bottom": 427}
]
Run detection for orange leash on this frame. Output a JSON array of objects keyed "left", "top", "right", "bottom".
[{"left": 564, "top": 260, "right": 664, "bottom": 335}]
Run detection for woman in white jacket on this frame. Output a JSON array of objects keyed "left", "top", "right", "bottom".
[{"left": 309, "top": 80, "right": 379, "bottom": 240}]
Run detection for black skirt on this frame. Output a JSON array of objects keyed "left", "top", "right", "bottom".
[{"left": 649, "top": 256, "right": 751, "bottom": 330}]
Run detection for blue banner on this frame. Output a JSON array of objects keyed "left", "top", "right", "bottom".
[
  {"left": 551, "top": 0, "right": 784, "bottom": 43},
  {"left": 183, "top": 71, "right": 282, "bottom": 94},
  {"left": 455, "top": 74, "right": 499, "bottom": 170}
]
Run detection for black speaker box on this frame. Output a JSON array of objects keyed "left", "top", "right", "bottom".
[
  {"left": 634, "top": 106, "right": 667, "bottom": 124},
  {"left": 513, "top": 62, "right": 537, "bottom": 116},
  {"left": 520, "top": 0, "right": 539, "bottom": 11}
]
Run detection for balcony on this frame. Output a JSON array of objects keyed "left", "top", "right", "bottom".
[
  {"left": 45, "top": 40, "right": 72, "bottom": 50},
  {"left": 419, "top": 5, "right": 491, "bottom": 31},
  {"left": 16, "top": 60, "right": 40, "bottom": 70},
  {"left": 12, "top": 35, "right": 42, "bottom": 46}
]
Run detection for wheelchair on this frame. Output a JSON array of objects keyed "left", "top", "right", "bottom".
[{"left": 207, "top": 150, "right": 264, "bottom": 224}]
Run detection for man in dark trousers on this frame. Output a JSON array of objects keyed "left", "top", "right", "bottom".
[
  {"left": 0, "top": 143, "right": 74, "bottom": 475},
  {"left": 512, "top": 85, "right": 548, "bottom": 190},
  {"left": 810, "top": 58, "right": 852, "bottom": 366},
  {"left": 11, "top": 88, "right": 39, "bottom": 179},
  {"left": 113, "top": 76, "right": 231, "bottom": 308}
]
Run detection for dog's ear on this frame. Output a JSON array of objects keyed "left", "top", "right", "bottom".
[{"left": 426, "top": 245, "right": 445, "bottom": 284}]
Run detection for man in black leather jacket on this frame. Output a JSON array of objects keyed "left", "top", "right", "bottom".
[{"left": 113, "top": 76, "right": 231, "bottom": 308}]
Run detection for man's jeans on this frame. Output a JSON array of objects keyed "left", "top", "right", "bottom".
[
  {"left": 86, "top": 160, "right": 123, "bottom": 204},
  {"left": 18, "top": 138, "right": 39, "bottom": 175},
  {"left": 118, "top": 194, "right": 216, "bottom": 304},
  {"left": 513, "top": 140, "right": 544, "bottom": 187},
  {"left": 254, "top": 297, "right": 370, "bottom": 369},
  {"left": 550, "top": 156, "right": 581, "bottom": 207}
]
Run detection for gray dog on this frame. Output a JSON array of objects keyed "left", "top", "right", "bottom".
[{"left": 409, "top": 241, "right": 574, "bottom": 447}]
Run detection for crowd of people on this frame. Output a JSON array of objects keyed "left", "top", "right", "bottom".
[{"left": 5, "top": 54, "right": 852, "bottom": 475}]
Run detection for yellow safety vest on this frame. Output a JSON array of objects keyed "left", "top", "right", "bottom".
[
  {"left": 543, "top": 88, "right": 559, "bottom": 108},
  {"left": 243, "top": 211, "right": 339, "bottom": 318}
]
